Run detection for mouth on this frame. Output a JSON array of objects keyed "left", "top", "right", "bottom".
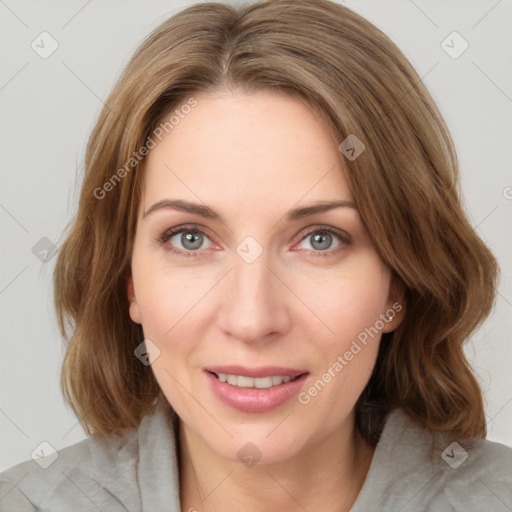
[
  {"left": 204, "top": 367, "right": 310, "bottom": 413},
  {"left": 207, "top": 370, "right": 306, "bottom": 389}
]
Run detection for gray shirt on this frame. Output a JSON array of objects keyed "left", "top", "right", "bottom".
[{"left": 1, "top": 402, "right": 511, "bottom": 511}]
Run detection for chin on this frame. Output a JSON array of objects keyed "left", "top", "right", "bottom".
[
  {"left": 205, "top": 420, "right": 309, "bottom": 465},
  {"left": 220, "top": 436, "right": 303, "bottom": 467}
]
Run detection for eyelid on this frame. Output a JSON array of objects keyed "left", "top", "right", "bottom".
[
  {"left": 295, "top": 225, "right": 352, "bottom": 244},
  {"left": 159, "top": 223, "right": 214, "bottom": 239}
]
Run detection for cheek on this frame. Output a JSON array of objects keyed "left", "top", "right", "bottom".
[
  {"left": 131, "top": 249, "right": 216, "bottom": 338},
  {"left": 131, "top": 261, "right": 210, "bottom": 395},
  {"left": 135, "top": 273, "right": 176, "bottom": 335},
  {"left": 293, "top": 258, "right": 391, "bottom": 344},
  {"left": 294, "top": 273, "right": 388, "bottom": 418}
]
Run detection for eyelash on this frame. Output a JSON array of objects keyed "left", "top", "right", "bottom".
[{"left": 156, "top": 224, "right": 351, "bottom": 259}]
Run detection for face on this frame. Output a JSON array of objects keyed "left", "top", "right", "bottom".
[{"left": 127, "top": 90, "right": 403, "bottom": 464}]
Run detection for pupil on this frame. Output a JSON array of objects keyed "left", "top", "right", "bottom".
[
  {"left": 311, "top": 232, "right": 332, "bottom": 250},
  {"left": 182, "top": 232, "right": 203, "bottom": 250}
]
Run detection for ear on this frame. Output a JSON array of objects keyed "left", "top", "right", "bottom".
[
  {"left": 381, "top": 276, "right": 406, "bottom": 333},
  {"left": 127, "top": 274, "right": 142, "bottom": 324}
]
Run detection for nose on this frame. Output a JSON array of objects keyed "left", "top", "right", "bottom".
[{"left": 217, "top": 251, "right": 291, "bottom": 345}]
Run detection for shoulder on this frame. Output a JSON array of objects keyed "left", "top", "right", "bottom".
[
  {"left": 0, "top": 431, "right": 140, "bottom": 512},
  {"left": 353, "top": 408, "right": 512, "bottom": 512},
  {"left": 438, "top": 433, "right": 512, "bottom": 509},
  {"left": 0, "top": 402, "right": 179, "bottom": 511}
]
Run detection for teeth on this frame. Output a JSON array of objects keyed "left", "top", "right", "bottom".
[
  {"left": 214, "top": 373, "right": 296, "bottom": 388},
  {"left": 272, "top": 376, "right": 282, "bottom": 385}
]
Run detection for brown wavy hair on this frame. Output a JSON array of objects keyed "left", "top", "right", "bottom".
[{"left": 54, "top": 0, "right": 498, "bottom": 443}]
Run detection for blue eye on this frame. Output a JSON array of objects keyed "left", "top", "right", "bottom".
[
  {"left": 299, "top": 230, "right": 339, "bottom": 251},
  {"left": 158, "top": 225, "right": 212, "bottom": 257},
  {"left": 296, "top": 227, "right": 350, "bottom": 256},
  {"left": 170, "top": 230, "right": 211, "bottom": 251}
]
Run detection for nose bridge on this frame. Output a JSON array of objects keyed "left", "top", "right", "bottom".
[
  {"left": 233, "top": 252, "right": 272, "bottom": 304},
  {"left": 218, "top": 247, "right": 288, "bottom": 343}
]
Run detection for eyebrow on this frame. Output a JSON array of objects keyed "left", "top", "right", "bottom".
[{"left": 142, "top": 198, "right": 357, "bottom": 222}]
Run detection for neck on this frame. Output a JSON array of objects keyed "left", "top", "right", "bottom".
[{"left": 178, "top": 413, "right": 375, "bottom": 512}]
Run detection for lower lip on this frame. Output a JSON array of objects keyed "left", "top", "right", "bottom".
[{"left": 205, "top": 371, "right": 309, "bottom": 413}]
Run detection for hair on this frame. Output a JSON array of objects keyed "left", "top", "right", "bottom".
[{"left": 54, "top": 0, "right": 498, "bottom": 443}]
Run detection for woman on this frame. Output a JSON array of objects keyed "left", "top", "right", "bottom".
[{"left": 1, "top": 0, "right": 510, "bottom": 510}]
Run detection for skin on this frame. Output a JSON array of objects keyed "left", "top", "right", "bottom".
[{"left": 127, "top": 89, "right": 405, "bottom": 512}]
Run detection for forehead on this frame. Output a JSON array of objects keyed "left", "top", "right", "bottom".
[{"left": 142, "top": 90, "right": 352, "bottom": 212}]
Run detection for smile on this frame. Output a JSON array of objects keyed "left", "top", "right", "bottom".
[
  {"left": 211, "top": 372, "right": 302, "bottom": 389},
  {"left": 204, "top": 366, "right": 309, "bottom": 413}
]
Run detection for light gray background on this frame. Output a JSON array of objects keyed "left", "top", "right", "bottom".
[{"left": 1, "top": 0, "right": 511, "bottom": 472}]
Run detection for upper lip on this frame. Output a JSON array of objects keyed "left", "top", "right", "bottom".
[{"left": 205, "top": 365, "right": 308, "bottom": 378}]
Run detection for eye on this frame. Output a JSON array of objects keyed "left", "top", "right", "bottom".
[
  {"left": 158, "top": 225, "right": 213, "bottom": 256},
  {"left": 295, "top": 227, "right": 350, "bottom": 256},
  {"left": 157, "top": 224, "right": 351, "bottom": 258}
]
